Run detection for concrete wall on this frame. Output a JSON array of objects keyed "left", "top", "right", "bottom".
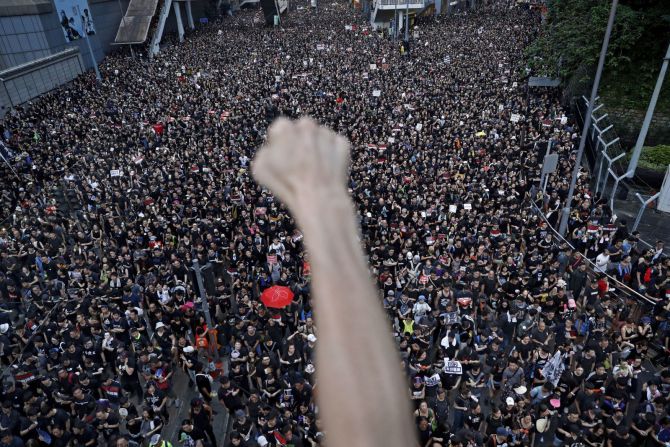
[
  {"left": 0, "top": 0, "right": 215, "bottom": 114},
  {"left": 0, "top": 0, "right": 130, "bottom": 72},
  {"left": 0, "top": 0, "right": 129, "bottom": 115},
  {"left": 606, "top": 107, "right": 670, "bottom": 149},
  {"left": 0, "top": 15, "right": 52, "bottom": 68},
  {"left": 0, "top": 48, "right": 84, "bottom": 115}
]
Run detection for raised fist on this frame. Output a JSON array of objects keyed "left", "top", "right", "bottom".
[{"left": 252, "top": 117, "right": 350, "bottom": 218}]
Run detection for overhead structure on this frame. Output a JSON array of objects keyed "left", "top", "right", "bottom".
[
  {"left": 260, "top": 0, "right": 287, "bottom": 25},
  {"left": 370, "top": 0, "right": 425, "bottom": 32},
  {"left": 114, "top": 0, "right": 198, "bottom": 58},
  {"left": 114, "top": 0, "right": 159, "bottom": 44}
]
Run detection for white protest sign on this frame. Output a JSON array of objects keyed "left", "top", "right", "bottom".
[
  {"left": 372, "top": 90, "right": 381, "bottom": 97},
  {"left": 370, "top": 63, "right": 377, "bottom": 70},
  {"left": 443, "top": 360, "right": 463, "bottom": 375},
  {"left": 510, "top": 113, "right": 521, "bottom": 123},
  {"left": 464, "top": 203, "right": 472, "bottom": 210},
  {"left": 448, "top": 205, "right": 457, "bottom": 213},
  {"left": 110, "top": 170, "right": 121, "bottom": 177},
  {"left": 442, "top": 312, "right": 460, "bottom": 325}
]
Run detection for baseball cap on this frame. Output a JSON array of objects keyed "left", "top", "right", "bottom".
[{"left": 505, "top": 397, "right": 514, "bottom": 406}]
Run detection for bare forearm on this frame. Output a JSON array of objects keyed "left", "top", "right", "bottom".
[
  {"left": 298, "top": 192, "right": 415, "bottom": 447},
  {"left": 252, "top": 117, "right": 415, "bottom": 447}
]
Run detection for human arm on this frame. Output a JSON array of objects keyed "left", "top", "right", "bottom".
[{"left": 252, "top": 118, "right": 415, "bottom": 447}]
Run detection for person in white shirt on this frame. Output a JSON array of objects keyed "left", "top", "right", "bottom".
[
  {"left": 595, "top": 249, "right": 610, "bottom": 273},
  {"left": 413, "top": 295, "right": 431, "bottom": 324},
  {"left": 269, "top": 237, "right": 286, "bottom": 259}
]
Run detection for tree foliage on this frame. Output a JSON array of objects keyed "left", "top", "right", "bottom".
[
  {"left": 525, "top": 0, "right": 670, "bottom": 112},
  {"left": 624, "top": 145, "right": 670, "bottom": 172}
]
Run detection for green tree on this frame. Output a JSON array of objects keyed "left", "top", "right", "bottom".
[{"left": 526, "top": 0, "right": 670, "bottom": 110}]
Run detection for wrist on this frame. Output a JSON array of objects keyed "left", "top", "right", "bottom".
[{"left": 294, "top": 187, "right": 351, "bottom": 228}]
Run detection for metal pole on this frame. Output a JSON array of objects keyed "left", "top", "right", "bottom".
[
  {"left": 116, "top": 0, "right": 127, "bottom": 29},
  {"left": 558, "top": 0, "right": 618, "bottom": 236},
  {"left": 542, "top": 173, "right": 549, "bottom": 197},
  {"left": 597, "top": 141, "right": 622, "bottom": 195},
  {"left": 595, "top": 139, "right": 606, "bottom": 194},
  {"left": 404, "top": 0, "right": 409, "bottom": 42},
  {"left": 633, "top": 192, "right": 661, "bottom": 231},
  {"left": 609, "top": 171, "right": 624, "bottom": 211},
  {"left": 77, "top": 5, "right": 101, "bottom": 81},
  {"left": 542, "top": 139, "right": 552, "bottom": 196},
  {"left": 185, "top": 0, "right": 195, "bottom": 30},
  {"left": 626, "top": 42, "right": 670, "bottom": 177},
  {"left": 173, "top": 1, "right": 185, "bottom": 41},
  {"left": 394, "top": 0, "right": 398, "bottom": 41},
  {"left": 192, "top": 259, "right": 220, "bottom": 361}
]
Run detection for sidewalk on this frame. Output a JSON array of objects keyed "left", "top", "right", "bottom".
[{"left": 613, "top": 183, "right": 670, "bottom": 254}]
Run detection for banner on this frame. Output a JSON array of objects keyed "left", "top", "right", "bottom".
[
  {"left": 54, "top": 0, "right": 96, "bottom": 42},
  {"left": 540, "top": 351, "right": 565, "bottom": 386}
]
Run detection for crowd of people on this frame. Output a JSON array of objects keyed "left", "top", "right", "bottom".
[{"left": 0, "top": 0, "right": 668, "bottom": 446}]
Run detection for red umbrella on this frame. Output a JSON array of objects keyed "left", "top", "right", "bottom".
[{"left": 260, "top": 286, "right": 294, "bottom": 309}]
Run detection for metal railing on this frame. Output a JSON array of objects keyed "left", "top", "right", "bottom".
[
  {"left": 528, "top": 198, "right": 657, "bottom": 308},
  {"left": 575, "top": 96, "right": 665, "bottom": 253}
]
